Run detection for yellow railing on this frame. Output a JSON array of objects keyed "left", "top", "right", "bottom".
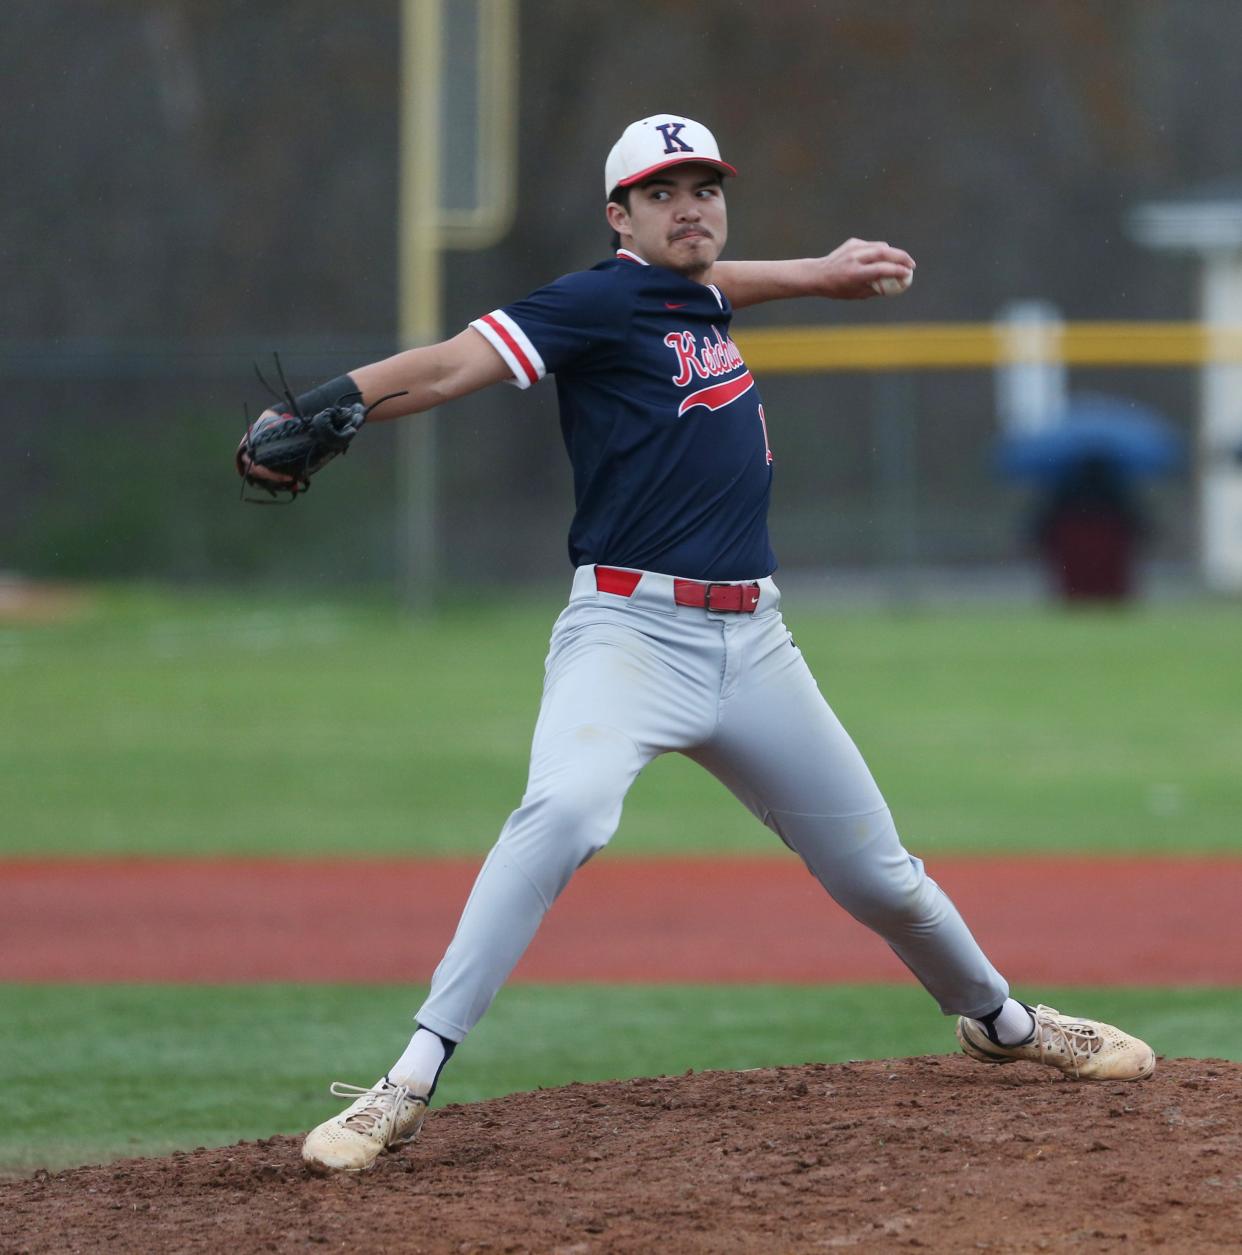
[{"left": 734, "top": 322, "right": 1242, "bottom": 372}]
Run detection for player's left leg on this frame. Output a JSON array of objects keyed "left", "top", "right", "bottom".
[
  {"left": 686, "top": 595, "right": 1153, "bottom": 1080},
  {"left": 685, "top": 604, "right": 1007, "bottom": 1020}
]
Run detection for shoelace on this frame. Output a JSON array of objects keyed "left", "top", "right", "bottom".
[
  {"left": 1032, "top": 1007, "right": 1101, "bottom": 1078},
  {"left": 329, "top": 1081, "right": 414, "bottom": 1141}
]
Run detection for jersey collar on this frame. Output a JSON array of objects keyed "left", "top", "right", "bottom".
[{"left": 618, "top": 248, "right": 726, "bottom": 309}]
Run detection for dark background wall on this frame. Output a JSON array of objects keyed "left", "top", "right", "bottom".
[{"left": 3, "top": 0, "right": 1232, "bottom": 590}]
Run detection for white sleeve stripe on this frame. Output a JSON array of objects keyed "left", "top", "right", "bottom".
[
  {"left": 486, "top": 309, "right": 547, "bottom": 380},
  {"left": 470, "top": 316, "right": 530, "bottom": 389}
]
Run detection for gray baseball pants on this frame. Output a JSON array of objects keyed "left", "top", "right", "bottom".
[{"left": 415, "top": 566, "right": 1008, "bottom": 1042}]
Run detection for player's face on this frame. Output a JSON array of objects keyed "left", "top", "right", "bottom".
[{"left": 607, "top": 166, "right": 728, "bottom": 278}]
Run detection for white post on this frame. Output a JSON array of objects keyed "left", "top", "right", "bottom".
[
  {"left": 1126, "top": 189, "right": 1242, "bottom": 591},
  {"left": 1199, "top": 256, "right": 1242, "bottom": 591},
  {"left": 995, "top": 300, "right": 1066, "bottom": 436}
]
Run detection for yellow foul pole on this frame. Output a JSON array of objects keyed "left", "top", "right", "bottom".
[{"left": 397, "top": 0, "right": 443, "bottom": 610}]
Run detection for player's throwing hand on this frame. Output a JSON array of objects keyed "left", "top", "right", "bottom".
[{"left": 808, "top": 236, "right": 916, "bottom": 299}]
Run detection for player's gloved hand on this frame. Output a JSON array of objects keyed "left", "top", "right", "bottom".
[
  {"left": 235, "top": 401, "right": 367, "bottom": 501},
  {"left": 809, "top": 238, "right": 916, "bottom": 299}
]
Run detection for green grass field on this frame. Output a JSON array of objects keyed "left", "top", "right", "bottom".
[
  {"left": 3, "top": 586, "right": 1240, "bottom": 856},
  {"left": 2, "top": 586, "right": 1240, "bottom": 1174},
  {"left": 4, "top": 983, "right": 1240, "bottom": 1175}
]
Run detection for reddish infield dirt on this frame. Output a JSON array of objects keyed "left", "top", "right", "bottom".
[
  {"left": 1, "top": 855, "right": 1240, "bottom": 985},
  {"left": 3, "top": 1056, "right": 1240, "bottom": 1253}
]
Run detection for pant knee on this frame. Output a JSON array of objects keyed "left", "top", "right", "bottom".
[
  {"left": 517, "top": 776, "right": 622, "bottom": 864},
  {"left": 836, "top": 860, "right": 943, "bottom": 934},
  {"left": 775, "top": 808, "right": 944, "bottom": 932},
  {"left": 496, "top": 729, "right": 640, "bottom": 897},
  {"left": 499, "top": 768, "right": 632, "bottom": 898}
]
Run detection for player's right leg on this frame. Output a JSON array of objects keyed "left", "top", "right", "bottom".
[
  {"left": 302, "top": 569, "right": 719, "bottom": 1171},
  {"left": 411, "top": 580, "right": 719, "bottom": 1046}
]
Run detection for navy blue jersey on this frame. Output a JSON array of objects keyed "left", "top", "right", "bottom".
[{"left": 470, "top": 249, "right": 776, "bottom": 581}]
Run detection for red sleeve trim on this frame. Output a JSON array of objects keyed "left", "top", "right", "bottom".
[{"left": 480, "top": 313, "right": 539, "bottom": 385}]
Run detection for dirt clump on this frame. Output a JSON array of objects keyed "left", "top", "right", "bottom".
[{"left": 2, "top": 1055, "right": 1239, "bottom": 1253}]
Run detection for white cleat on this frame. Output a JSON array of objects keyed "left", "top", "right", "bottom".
[
  {"left": 957, "top": 1004, "right": 1155, "bottom": 1082},
  {"left": 301, "top": 1078, "right": 429, "bottom": 1173}
]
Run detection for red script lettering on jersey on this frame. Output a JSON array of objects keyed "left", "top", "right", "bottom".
[{"left": 663, "top": 327, "right": 746, "bottom": 387}]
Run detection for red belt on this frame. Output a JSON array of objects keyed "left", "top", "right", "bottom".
[{"left": 594, "top": 566, "right": 761, "bottom": 614}]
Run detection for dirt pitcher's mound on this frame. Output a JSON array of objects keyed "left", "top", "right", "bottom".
[{"left": 4, "top": 1056, "right": 1240, "bottom": 1253}]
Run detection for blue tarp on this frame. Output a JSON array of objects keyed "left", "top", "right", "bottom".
[{"left": 994, "top": 394, "right": 1185, "bottom": 480}]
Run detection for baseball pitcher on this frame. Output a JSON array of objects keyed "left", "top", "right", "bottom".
[{"left": 237, "top": 115, "right": 1155, "bottom": 1175}]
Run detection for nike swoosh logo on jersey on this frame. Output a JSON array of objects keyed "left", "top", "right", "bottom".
[{"left": 664, "top": 302, "right": 688, "bottom": 309}]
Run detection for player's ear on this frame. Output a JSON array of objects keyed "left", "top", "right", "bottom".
[{"left": 605, "top": 200, "right": 630, "bottom": 236}]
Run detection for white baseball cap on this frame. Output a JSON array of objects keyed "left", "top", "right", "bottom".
[{"left": 604, "top": 114, "right": 737, "bottom": 197}]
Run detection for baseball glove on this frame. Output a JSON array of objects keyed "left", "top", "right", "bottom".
[
  {"left": 236, "top": 400, "right": 367, "bottom": 501},
  {"left": 235, "top": 358, "right": 406, "bottom": 502}
]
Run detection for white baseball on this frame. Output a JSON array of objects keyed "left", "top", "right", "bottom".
[{"left": 871, "top": 271, "right": 913, "bottom": 297}]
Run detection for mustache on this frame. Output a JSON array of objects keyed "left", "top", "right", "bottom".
[{"left": 669, "top": 225, "right": 713, "bottom": 242}]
